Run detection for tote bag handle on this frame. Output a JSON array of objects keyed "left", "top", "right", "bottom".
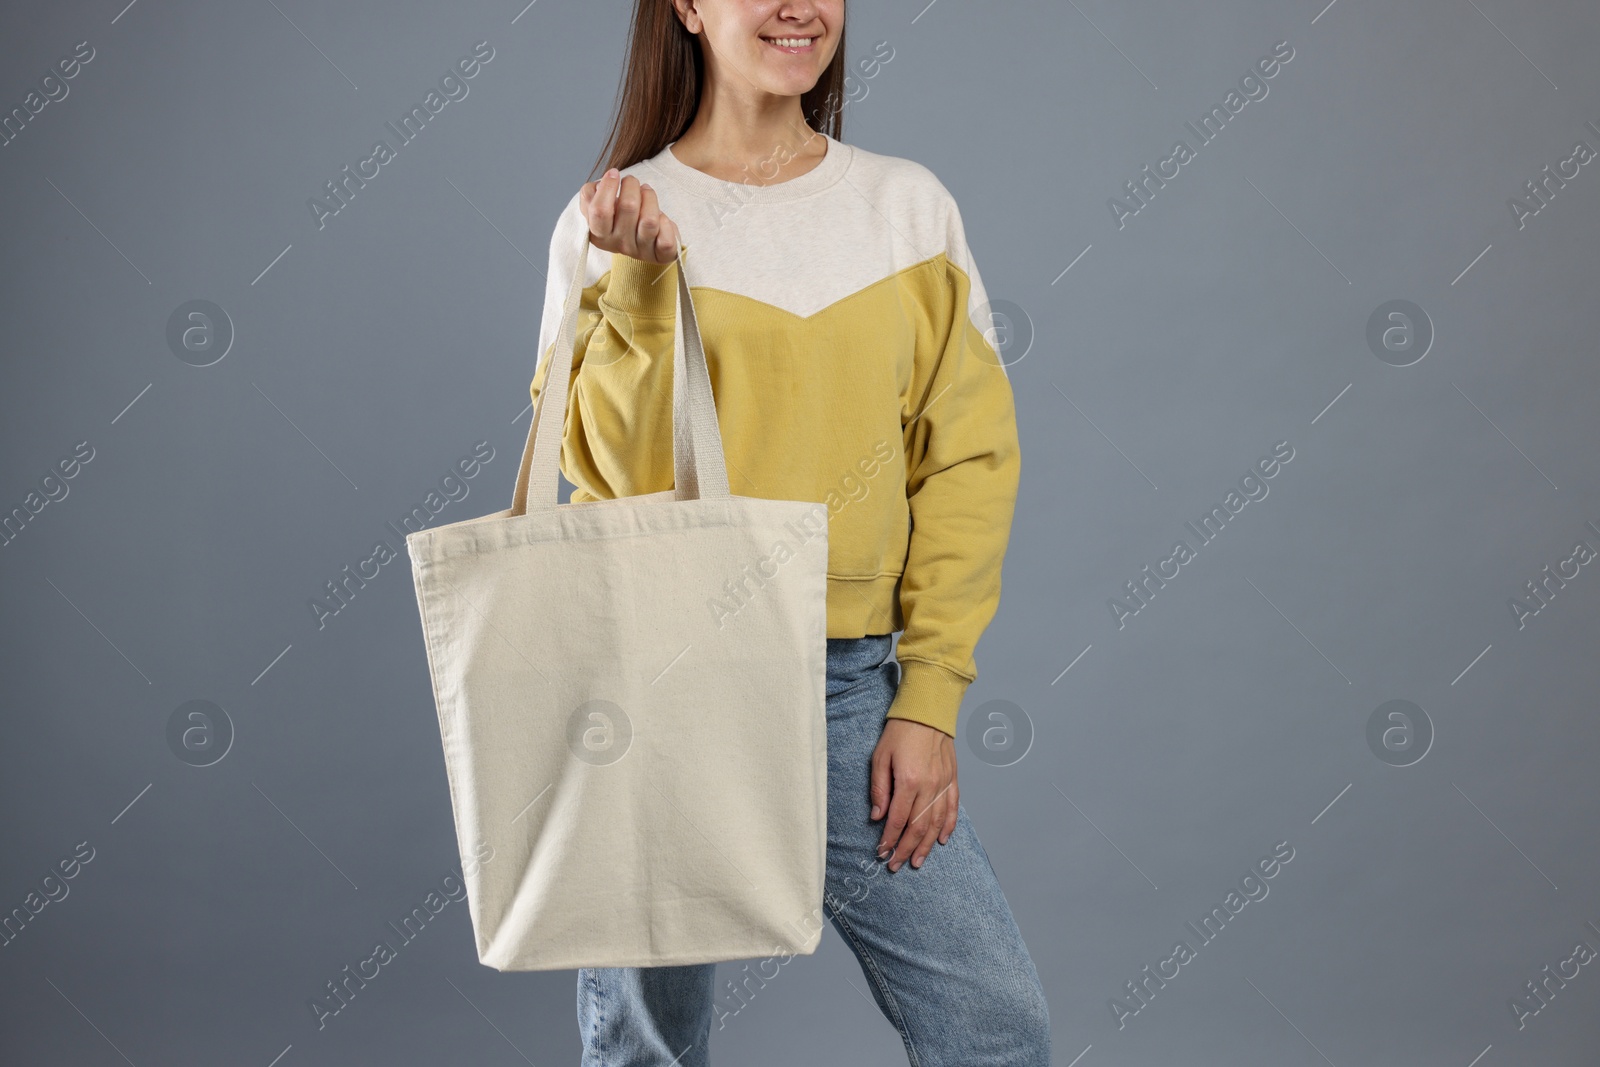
[{"left": 511, "top": 219, "right": 731, "bottom": 515}]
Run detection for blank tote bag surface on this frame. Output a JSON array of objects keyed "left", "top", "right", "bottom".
[{"left": 405, "top": 223, "right": 830, "bottom": 972}]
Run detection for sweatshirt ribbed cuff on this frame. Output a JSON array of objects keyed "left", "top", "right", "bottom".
[
  {"left": 884, "top": 658, "right": 971, "bottom": 738},
  {"left": 599, "top": 252, "right": 678, "bottom": 319}
]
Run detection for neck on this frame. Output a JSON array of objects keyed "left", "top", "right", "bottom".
[{"left": 669, "top": 97, "right": 826, "bottom": 185}]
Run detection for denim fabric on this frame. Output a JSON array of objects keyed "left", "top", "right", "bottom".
[{"left": 576, "top": 635, "right": 1051, "bottom": 1066}]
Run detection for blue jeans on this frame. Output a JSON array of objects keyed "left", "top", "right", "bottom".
[{"left": 577, "top": 634, "right": 1051, "bottom": 1066}]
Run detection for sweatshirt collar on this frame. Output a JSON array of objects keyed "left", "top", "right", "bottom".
[{"left": 642, "top": 131, "right": 851, "bottom": 203}]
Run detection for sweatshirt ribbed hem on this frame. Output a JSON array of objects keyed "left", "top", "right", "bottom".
[
  {"left": 826, "top": 572, "right": 905, "bottom": 638},
  {"left": 826, "top": 573, "right": 970, "bottom": 738},
  {"left": 887, "top": 659, "right": 971, "bottom": 739},
  {"left": 598, "top": 252, "right": 678, "bottom": 318}
]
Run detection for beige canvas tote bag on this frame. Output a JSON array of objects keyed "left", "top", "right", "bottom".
[{"left": 405, "top": 220, "right": 830, "bottom": 971}]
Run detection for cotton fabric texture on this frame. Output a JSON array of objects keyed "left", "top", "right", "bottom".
[
  {"left": 530, "top": 132, "right": 1021, "bottom": 738},
  {"left": 406, "top": 221, "right": 831, "bottom": 971}
]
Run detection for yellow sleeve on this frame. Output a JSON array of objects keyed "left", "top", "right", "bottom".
[
  {"left": 885, "top": 213, "right": 1021, "bottom": 738},
  {"left": 528, "top": 252, "right": 680, "bottom": 502}
]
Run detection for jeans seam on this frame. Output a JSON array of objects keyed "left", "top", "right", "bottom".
[
  {"left": 824, "top": 893, "right": 923, "bottom": 1067},
  {"left": 588, "top": 970, "right": 605, "bottom": 1062}
]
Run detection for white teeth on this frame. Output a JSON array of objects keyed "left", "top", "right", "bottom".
[{"left": 765, "top": 37, "right": 813, "bottom": 48}]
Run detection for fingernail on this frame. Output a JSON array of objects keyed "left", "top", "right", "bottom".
[{"left": 870, "top": 805, "right": 880, "bottom": 819}]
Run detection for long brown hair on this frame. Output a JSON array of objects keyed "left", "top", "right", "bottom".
[{"left": 588, "top": 1, "right": 848, "bottom": 181}]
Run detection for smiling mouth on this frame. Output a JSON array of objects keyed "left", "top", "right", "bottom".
[{"left": 761, "top": 35, "right": 818, "bottom": 52}]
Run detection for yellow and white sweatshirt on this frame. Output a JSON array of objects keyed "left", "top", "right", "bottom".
[{"left": 528, "top": 132, "right": 1019, "bottom": 738}]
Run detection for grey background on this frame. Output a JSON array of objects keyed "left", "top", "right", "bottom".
[{"left": 3, "top": 0, "right": 1598, "bottom": 1063}]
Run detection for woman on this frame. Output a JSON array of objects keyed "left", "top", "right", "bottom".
[{"left": 528, "top": 2, "right": 1049, "bottom": 1063}]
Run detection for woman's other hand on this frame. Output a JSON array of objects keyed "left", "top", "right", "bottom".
[
  {"left": 870, "top": 718, "right": 960, "bottom": 872},
  {"left": 580, "top": 168, "right": 680, "bottom": 263}
]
